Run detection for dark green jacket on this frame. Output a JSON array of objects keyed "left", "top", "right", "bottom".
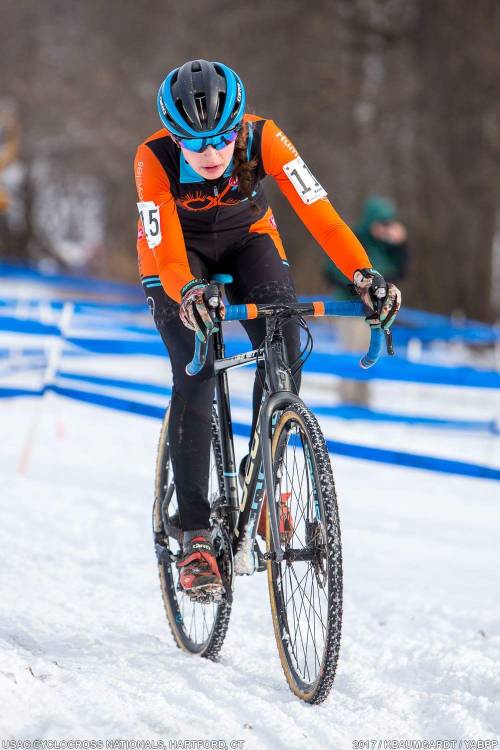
[{"left": 324, "top": 196, "right": 408, "bottom": 299}]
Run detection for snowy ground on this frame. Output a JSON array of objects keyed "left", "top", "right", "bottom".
[{"left": 1, "top": 388, "right": 499, "bottom": 746}]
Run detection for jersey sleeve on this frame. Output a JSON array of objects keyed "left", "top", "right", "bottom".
[
  {"left": 260, "top": 120, "right": 370, "bottom": 282},
  {"left": 134, "top": 143, "right": 195, "bottom": 302}
]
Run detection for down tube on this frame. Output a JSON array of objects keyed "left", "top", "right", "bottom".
[{"left": 214, "top": 362, "right": 239, "bottom": 534}]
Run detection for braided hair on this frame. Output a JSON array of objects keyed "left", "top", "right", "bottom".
[{"left": 231, "top": 121, "right": 259, "bottom": 211}]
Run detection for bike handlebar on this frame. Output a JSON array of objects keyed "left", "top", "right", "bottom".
[
  {"left": 186, "top": 336, "right": 210, "bottom": 376},
  {"left": 186, "top": 299, "right": 391, "bottom": 376}
]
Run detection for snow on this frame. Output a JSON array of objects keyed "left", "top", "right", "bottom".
[
  {"left": 1, "top": 390, "right": 499, "bottom": 745},
  {"left": 1, "top": 276, "right": 499, "bottom": 744}
]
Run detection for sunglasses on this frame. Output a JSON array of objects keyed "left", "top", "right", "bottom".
[{"left": 174, "top": 128, "right": 239, "bottom": 153}]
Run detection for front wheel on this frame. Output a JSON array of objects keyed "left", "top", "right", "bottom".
[{"left": 266, "top": 402, "right": 343, "bottom": 703}]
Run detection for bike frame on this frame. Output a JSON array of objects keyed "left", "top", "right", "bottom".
[
  {"left": 185, "top": 291, "right": 386, "bottom": 573},
  {"left": 211, "top": 313, "right": 304, "bottom": 572}
]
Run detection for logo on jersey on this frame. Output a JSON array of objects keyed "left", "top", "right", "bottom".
[
  {"left": 135, "top": 160, "right": 144, "bottom": 200},
  {"left": 275, "top": 130, "right": 298, "bottom": 157},
  {"left": 176, "top": 181, "right": 242, "bottom": 212}
]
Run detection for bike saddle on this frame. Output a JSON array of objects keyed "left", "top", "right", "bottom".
[{"left": 210, "top": 273, "right": 233, "bottom": 285}]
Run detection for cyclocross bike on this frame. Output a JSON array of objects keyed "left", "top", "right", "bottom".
[{"left": 152, "top": 274, "right": 390, "bottom": 704}]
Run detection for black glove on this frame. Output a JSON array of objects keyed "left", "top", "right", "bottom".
[
  {"left": 179, "top": 279, "right": 225, "bottom": 342},
  {"left": 352, "top": 268, "right": 401, "bottom": 329}
]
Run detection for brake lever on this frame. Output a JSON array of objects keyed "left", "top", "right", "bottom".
[
  {"left": 384, "top": 328, "right": 395, "bottom": 356},
  {"left": 185, "top": 284, "right": 222, "bottom": 376},
  {"left": 372, "top": 281, "right": 395, "bottom": 357}
]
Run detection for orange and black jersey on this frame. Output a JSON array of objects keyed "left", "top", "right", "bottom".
[{"left": 134, "top": 113, "right": 370, "bottom": 301}]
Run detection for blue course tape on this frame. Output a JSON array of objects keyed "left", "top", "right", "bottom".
[
  {"left": 228, "top": 419, "right": 500, "bottom": 481},
  {"left": 50, "top": 385, "right": 166, "bottom": 420},
  {"left": 322, "top": 437, "right": 500, "bottom": 481},
  {"left": 3, "top": 385, "right": 498, "bottom": 481},
  {"left": 303, "top": 350, "right": 500, "bottom": 389},
  {"left": 0, "top": 316, "right": 61, "bottom": 336},
  {"left": 65, "top": 336, "right": 165, "bottom": 356},
  {"left": 312, "top": 403, "right": 499, "bottom": 434},
  {"left": 2, "top": 263, "right": 498, "bottom": 342},
  {"left": 0, "top": 297, "right": 146, "bottom": 314},
  {"left": 54, "top": 370, "right": 498, "bottom": 435},
  {"left": 56, "top": 371, "right": 171, "bottom": 396},
  {"left": 0, "top": 262, "right": 143, "bottom": 299},
  {"left": 0, "top": 314, "right": 157, "bottom": 340},
  {"left": 1, "top": 316, "right": 498, "bottom": 389},
  {"left": 58, "top": 336, "right": 500, "bottom": 390},
  {"left": 0, "top": 387, "right": 44, "bottom": 399}
]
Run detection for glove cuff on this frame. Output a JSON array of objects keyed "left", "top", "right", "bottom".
[
  {"left": 180, "top": 278, "right": 208, "bottom": 298},
  {"left": 353, "top": 268, "right": 378, "bottom": 285}
]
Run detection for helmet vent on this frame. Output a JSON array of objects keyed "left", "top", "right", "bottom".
[
  {"left": 175, "top": 98, "right": 195, "bottom": 127},
  {"left": 215, "top": 92, "right": 226, "bottom": 120},
  {"left": 195, "top": 94, "right": 207, "bottom": 125}
]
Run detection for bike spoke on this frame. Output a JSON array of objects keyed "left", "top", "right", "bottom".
[
  {"left": 290, "top": 564, "right": 314, "bottom": 682},
  {"left": 160, "top": 436, "right": 225, "bottom": 650},
  {"left": 288, "top": 563, "right": 326, "bottom": 680},
  {"left": 271, "top": 414, "right": 339, "bottom": 690},
  {"left": 289, "top": 561, "right": 327, "bottom": 634}
]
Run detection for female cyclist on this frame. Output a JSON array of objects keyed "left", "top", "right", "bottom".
[{"left": 134, "top": 59, "right": 401, "bottom": 596}]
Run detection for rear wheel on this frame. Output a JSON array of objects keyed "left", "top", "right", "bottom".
[
  {"left": 266, "top": 402, "right": 343, "bottom": 703},
  {"left": 153, "top": 407, "right": 233, "bottom": 659}
]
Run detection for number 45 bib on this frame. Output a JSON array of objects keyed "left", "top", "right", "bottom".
[
  {"left": 137, "top": 201, "right": 162, "bottom": 249},
  {"left": 283, "top": 157, "right": 327, "bottom": 205}
]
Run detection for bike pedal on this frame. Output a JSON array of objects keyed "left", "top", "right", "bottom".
[{"left": 184, "top": 583, "right": 224, "bottom": 604}]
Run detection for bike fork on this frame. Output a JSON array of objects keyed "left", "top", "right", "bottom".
[{"left": 260, "top": 391, "right": 304, "bottom": 564}]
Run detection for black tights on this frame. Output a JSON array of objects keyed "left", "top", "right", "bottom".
[{"left": 143, "top": 234, "right": 301, "bottom": 530}]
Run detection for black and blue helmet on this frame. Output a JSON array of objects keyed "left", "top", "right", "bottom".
[{"left": 157, "top": 59, "right": 246, "bottom": 138}]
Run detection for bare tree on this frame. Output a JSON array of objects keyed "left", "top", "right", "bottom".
[{"left": 1, "top": 0, "right": 498, "bottom": 318}]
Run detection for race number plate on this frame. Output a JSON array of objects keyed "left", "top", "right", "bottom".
[
  {"left": 137, "top": 201, "right": 162, "bottom": 249},
  {"left": 283, "top": 157, "right": 327, "bottom": 205}
]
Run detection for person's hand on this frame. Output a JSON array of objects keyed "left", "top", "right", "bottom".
[
  {"left": 179, "top": 280, "right": 225, "bottom": 341},
  {"left": 370, "top": 220, "right": 407, "bottom": 245},
  {"left": 353, "top": 268, "right": 401, "bottom": 329}
]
